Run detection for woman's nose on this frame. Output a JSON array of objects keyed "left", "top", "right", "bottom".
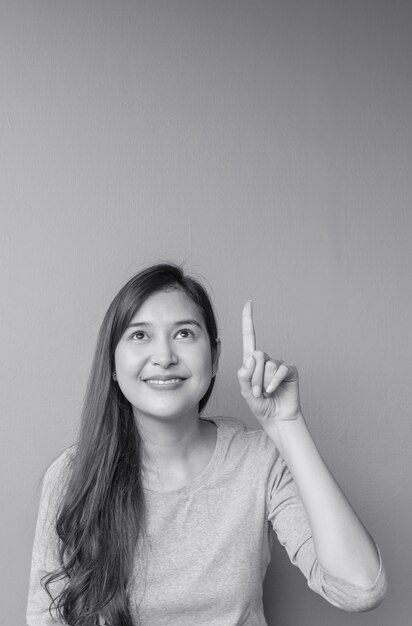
[{"left": 150, "top": 339, "right": 178, "bottom": 367}]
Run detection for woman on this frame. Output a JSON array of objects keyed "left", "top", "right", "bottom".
[{"left": 27, "top": 262, "right": 387, "bottom": 625}]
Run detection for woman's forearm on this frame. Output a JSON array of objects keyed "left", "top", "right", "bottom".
[{"left": 266, "top": 411, "right": 381, "bottom": 587}]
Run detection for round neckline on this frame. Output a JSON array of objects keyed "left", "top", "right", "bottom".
[{"left": 142, "top": 417, "right": 222, "bottom": 495}]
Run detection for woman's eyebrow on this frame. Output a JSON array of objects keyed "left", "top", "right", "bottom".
[{"left": 127, "top": 319, "right": 202, "bottom": 329}]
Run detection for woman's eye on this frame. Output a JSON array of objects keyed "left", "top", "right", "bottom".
[
  {"left": 176, "top": 328, "right": 193, "bottom": 338},
  {"left": 129, "top": 329, "right": 193, "bottom": 341}
]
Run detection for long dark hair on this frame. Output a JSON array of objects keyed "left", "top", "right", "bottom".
[{"left": 43, "top": 262, "right": 219, "bottom": 626}]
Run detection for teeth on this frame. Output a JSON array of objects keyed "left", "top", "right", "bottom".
[{"left": 146, "top": 379, "right": 183, "bottom": 385}]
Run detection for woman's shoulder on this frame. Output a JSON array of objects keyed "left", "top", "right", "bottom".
[
  {"left": 207, "top": 416, "right": 281, "bottom": 484},
  {"left": 207, "top": 415, "right": 248, "bottom": 429},
  {"left": 42, "top": 444, "right": 77, "bottom": 489},
  {"left": 208, "top": 414, "right": 265, "bottom": 434},
  {"left": 207, "top": 415, "right": 279, "bottom": 453}
]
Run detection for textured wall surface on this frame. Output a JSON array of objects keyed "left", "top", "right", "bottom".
[{"left": 1, "top": 1, "right": 411, "bottom": 624}]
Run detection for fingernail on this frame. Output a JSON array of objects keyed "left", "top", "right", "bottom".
[{"left": 253, "top": 386, "right": 261, "bottom": 397}]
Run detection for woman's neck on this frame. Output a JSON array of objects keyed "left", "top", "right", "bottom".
[
  {"left": 137, "top": 416, "right": 217, "bottom": 491},
  {"left": 135, "top": 411, "right": 206, "bottom": 470}
]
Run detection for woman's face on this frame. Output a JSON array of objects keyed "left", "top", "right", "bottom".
[{"left": 114, "top": 288, "right": 219, "bottom": 423}]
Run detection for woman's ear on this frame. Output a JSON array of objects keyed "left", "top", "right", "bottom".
[{"left": 212, "top": 338, "right": 221, "bottom": 376}]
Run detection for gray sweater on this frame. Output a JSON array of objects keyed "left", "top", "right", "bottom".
[{"left": 27, "top": 416, "right": 387, "bottom": 625}]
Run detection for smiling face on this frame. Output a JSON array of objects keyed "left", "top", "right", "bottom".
[{"left": 114, "top": 288, "right": 220, "bottom": 424}]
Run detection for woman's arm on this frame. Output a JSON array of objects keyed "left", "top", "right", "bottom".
[
  {"left": 239, "top": 300, "right": 387, "bottom": 604},
  {"left": 266, "top": 411, "right": 380, "bottom": 587},
  {"left": 26, "top": 452, "right": 71, "bottom": 625}
]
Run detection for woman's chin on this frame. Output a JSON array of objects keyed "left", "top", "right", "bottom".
[{"left": 132, "top": 405, "right": 200, "bottom": 422}]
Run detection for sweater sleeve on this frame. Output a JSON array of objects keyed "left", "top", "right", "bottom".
[
  {"left": 265, "top": 443, "right": 388, "bottom": 612},
  {"left": 26, "top": 452, "right": 72, "bottom": 625}
]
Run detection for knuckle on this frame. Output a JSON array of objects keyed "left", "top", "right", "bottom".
[{"left": 237, "top": 369, "right": 248, "bottom": 381}]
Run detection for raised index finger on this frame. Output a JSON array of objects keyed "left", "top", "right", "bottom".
[{"left": 242, "top": 300, "right": 256, "bottom": 361}]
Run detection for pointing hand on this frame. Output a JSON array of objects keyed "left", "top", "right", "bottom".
[{"left": 237, "top": 301, "right": 301, "bottom": 425}]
